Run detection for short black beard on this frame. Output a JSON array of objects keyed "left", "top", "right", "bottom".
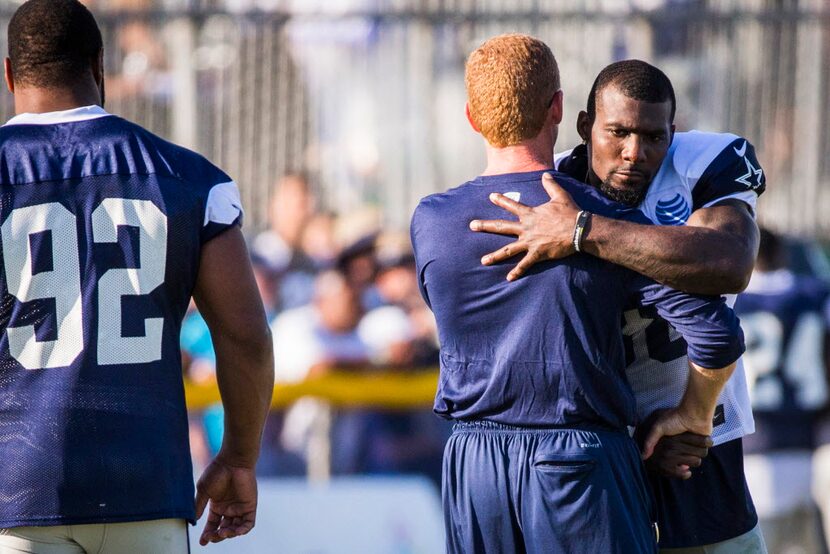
[{"left": 599, "top": 178, "right": 648, "bottom": 207}]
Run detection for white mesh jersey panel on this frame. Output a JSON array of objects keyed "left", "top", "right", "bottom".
[{"left": 624, "top": 304, "right": 755, "bottom": 446}]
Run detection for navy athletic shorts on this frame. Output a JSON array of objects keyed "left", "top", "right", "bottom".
[
  {"left": 648, "top": 437, "right": 758, "bottom": 548},
  {"left": 442, "top": 420, "right": 658, "bottom": 554}
]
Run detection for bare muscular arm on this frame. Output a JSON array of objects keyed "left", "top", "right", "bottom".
[
  {"left": 192, "top": 227, "right": 275, "bottom": 545},
  {"left": 470, "top": 172, "right": 759, "bottom": 295},
  {"left": 582, "top": 199, "right": 758, "bottom": 294}
]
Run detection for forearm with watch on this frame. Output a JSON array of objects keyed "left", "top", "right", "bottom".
[
  {"left": 572, "top": 209, "right": 592, "bottom": 253},
  {"left": 576, "top": 201, "right": 758, "bottom": 295}
]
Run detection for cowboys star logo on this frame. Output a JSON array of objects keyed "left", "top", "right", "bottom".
[{"left": 733, "top": 141, "right": 764, "bottom": 191}]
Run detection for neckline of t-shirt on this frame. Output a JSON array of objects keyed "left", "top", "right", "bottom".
[
  {"left": 470, "top": 169, "right": 555, "bottom": 186},
  {"left": 4, "top": 105, "right": 112, "bottom": 127}
]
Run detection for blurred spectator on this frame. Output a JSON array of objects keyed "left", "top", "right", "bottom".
[
  {"left": 181, "top": 300, "right": 216, "bottom": 383},
  {"left": 252, "top": 173, "right": 319, "bottom": 310},
  {"left": 337, "top": 232, "right": 385, "bottom": 311},
  {"left": 735, "top": 227, "right": 830, "bottom": 552},
  {"left": 103, "top": 0, "right": 171, "bottom": 102},
  {"left": 360, "top": 231, "right": 439, "bottom": 367},
  {"left": 346, "top": 409, "right": 447, "bottom": 485},
  {"left": 350, "top": 295, "right": 445, "bottom": 483},
  {"left": 300, "top": 211, "right": 339, "bottom": 270},
  {"left": 374, "top": 232, "right": 421, "bottom": 309},
  {"left": 343, "top": 232, "right": 444, "bottom": 483},
  {"left": 358, "top": 305, "right": 416, "bottom": 366},
  {"left": 271, "top": 270, "right": 369, "bottom": 465},
  {"left": 272, "top": 269, "right": 367, "bottom": 380},
  {"left": 253, "top": 173, "right": 316, "bottom": 272}
]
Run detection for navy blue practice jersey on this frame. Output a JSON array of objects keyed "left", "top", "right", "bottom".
[
  {"left": 735, "top": 269, "right": 830, "bottom": 452},
  {"left": 411, "top": 169, "right": 744, "bottom": 430},
  {"left": 0, "top": 106, "right": 242, "bottom": 526}
]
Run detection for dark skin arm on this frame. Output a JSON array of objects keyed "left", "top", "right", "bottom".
[
  {"left": 645, "top": 432, "right": 712, "bottom": 479},
  {"left": 470, "top": 173, "right": 759, "bottom": 295},
  {"left": 635, "top": 410, "right": 713, "bottom": 480},
  {"left": 192, "top": 227, "right": 275, "bottom": 546}
]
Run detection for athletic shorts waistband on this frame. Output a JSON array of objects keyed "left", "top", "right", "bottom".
[{"left": 452, "top": 419, "right": 627, "bottom": 435}]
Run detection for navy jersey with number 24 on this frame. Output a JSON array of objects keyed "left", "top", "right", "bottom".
[{"left": 0, "top": 106, "right": 242, "bottom": 527}]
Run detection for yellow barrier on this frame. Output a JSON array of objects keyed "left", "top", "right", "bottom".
[{"left": 184, "top": 369, "right": 440, "bottom": 410}]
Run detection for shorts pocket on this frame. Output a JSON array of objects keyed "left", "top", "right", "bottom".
[{"left": 533, "top": 455, "right": 596, "bottom": 473}]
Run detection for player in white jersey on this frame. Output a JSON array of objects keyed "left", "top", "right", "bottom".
[
  {"left": 469, "top": 60, "right": 765, "bottom": 552},
  {"left": 558, "top": 131, "right": 757, "bottom": 448}
]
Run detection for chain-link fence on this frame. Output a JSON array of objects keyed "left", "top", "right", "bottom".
[{"left": 0, "top": 0, "right": 827, "bottom": 236}]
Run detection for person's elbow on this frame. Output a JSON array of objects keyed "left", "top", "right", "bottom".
[
  {"left": 718, "top": 229, "right": 758, "bottom": 293},
  {"left": 702, "top": 254, "right": 754, "bottom": 295},
  {"left": 218, "top": 321, "right": 275, "bottom": 376},
  {"left": 254, "top": 324, "right": 275, "bottom": 365},
  {"left": 722, "top": 256, "right": 754, "bottom": 293},
  {"left": 251, "top": 324, "right": 275, "bottom": 376},
  {"left": 688, "top": 325, "right": 746, "bottom": 370},
  {"left": 712, "top": 271, "right": 751, "bottom": 295}
]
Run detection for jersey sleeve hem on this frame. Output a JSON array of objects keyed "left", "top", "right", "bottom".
[
  {"left": 686, "top": 329, "right": 745, "bottom": 370},
  {"left": 202, "top": 181, "right": 243, "bottom": 244},
  {"left": 202, "top": 215, "right": 243, "bottom": 244},
  {"left": 701, "top": 190, "right": 758, "bottom": 216},
  {"left": 204, "top": 181, "right": 243, "bottom": 227}
]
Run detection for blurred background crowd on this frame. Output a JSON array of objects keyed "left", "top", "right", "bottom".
[
  {"left": 1, "top": 0, "right": 830, "bottom": 550},
  {"left": 182, "top": 172, "right": 448, "bottom": 484}
]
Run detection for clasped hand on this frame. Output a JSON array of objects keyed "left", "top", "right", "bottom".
[{"left": 636, "top": 409, "right": 714, "bottom": 480}]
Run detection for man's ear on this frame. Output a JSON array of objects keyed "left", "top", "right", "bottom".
[
  {"left": 465, "top": 103, "right": 481, "bottom": 134},
  {"left": 576, "top": 111, "right": 591, "bottom": 143},
  {"left": 549, "top": 90, "right": 564, "bottom": 125},
  {"left": 92, "top": 49, "right": 104, "bottom": 87},
  {"left": 4, "top": 58, "right": 14, "bottom": 94}
]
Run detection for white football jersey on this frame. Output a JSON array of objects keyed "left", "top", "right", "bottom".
[{"left": 556, "top": 131, "right": 766, "bottom": 445}]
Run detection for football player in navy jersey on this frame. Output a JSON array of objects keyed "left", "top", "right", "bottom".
[
  {"left": 735, "top": 228, "right": 830, "bottom": 552},
  {"left": 817, "top": 361, "right": 830, "bottom": 552},
  {"left": 470, "top": 60, "right": 766, "bottom": 552},
  {"left": 0, "top": 1, "right": 274, "bottom": 552},
  {"left": 412, "top": 34, "right": 746, "bottom": 554}
]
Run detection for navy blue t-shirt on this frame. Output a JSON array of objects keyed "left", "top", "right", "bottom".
[
  {"left": 411, "top": 169, "right": 745, "bottom": 430},
  {"left": 0, "top": 106, "right": 242, "bottom": 526}
]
